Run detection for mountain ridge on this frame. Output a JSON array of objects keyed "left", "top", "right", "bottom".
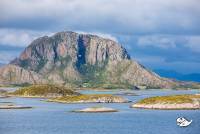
[{"left": 155, "top": 69, "right": 200, "bottom": 82}]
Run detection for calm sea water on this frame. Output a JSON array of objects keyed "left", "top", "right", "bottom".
[{"left": 0, "top": 89, "right": 200, "bottom": 134}]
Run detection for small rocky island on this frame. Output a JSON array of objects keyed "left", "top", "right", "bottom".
[
  {"left": 10, "top": 85, "right": 80, "bottom": 98},
  {"left": 10, "top": 85, "right": 129, "bottom": 103},
  {"left": 0, "top": 104, "right": 32, "bottom": 109},
  {"left": 132, "top": 94, "right": 200, "bottom": 110},
  {"left": 0, "top": 102, "right": 32, "bottom": 109},
  {"left": 73, "top": 106, "right": 118, "bottom": 113},
  {"left": 48, "top": 94, "right": 129, "bottom": 103}
]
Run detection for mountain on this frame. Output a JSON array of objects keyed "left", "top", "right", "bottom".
[
  {"left": 0, "top": 64, "right": 46, "bottom": 85},
  {"left": 0, "top": 31, "right": 197, "bottom": 89},
  {"left": 155, "top": 69, "right": 200, "bottom": 82}
]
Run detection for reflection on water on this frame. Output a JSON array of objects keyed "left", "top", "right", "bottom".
[{"left": 0, "top": 89, "right": 199, "bottom": 134}]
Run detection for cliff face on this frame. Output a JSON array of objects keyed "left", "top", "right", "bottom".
[
  {"left": 0, "top": 64, "right": 46, "bottom": 85},
  {"left": 0, "top": 31, "right": 178, "bottom": 88}
]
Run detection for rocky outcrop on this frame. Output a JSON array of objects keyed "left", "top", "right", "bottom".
[
  {"left": 0, "top": 104, "right": 32, "bottom": 109},
  {"left": 0, "top": 31, "right": 195, "bottom": 89},
  {"left": 106, "top": 60, "right": 177, "bottom": 88},
  {"left": 72, "top": 107, "right": 118, "bottom": 113},
  {"left": 11, "top": 32, "right": 129, "bottom": 71},
  {"left": 0, "top": 64, "right": 46, "bottom": 85},
  {"left": 10, "top": 85, "right": 80, "bottom": 98},
  {"left": 48, "top": 94, "right": 129, "bottom": 103},
  {"left": 131, "top": 94, "right": 200, "bottom": 110}
]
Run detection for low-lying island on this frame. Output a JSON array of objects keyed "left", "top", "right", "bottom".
[
  {"left": 72, "top": 107, "right": 118, "bottom": 113},
  {"left": 48, "top": 94, "right": 129, "bottom": 103},
  {"left": 8, "top": 85, "right": 129, "bottom": 104},
  {"left": 0, "top": 104, "right": 32, "bottom": 109},
  {"left": 132, "top": 94, "right": 200, "bottom": 110}
]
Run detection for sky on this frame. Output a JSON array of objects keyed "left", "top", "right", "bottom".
[{"left": 0, "top": 0, "right": 200, "bottom": 74}]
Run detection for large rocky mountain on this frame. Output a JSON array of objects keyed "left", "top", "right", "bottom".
[{"left": 0, "top": 31, "right": 197, "bottom": 89}]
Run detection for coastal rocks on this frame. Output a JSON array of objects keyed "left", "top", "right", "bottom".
[
  {"left": 48, "top": 94, "right": 130, "bottom": 103},
  {"left": 0, "top": 104, "right": 32, "bottom": 109},
  {"left": 131, "top": 94, "right": 200, "bottom": 110},
  {"left": 132, "top": 103, "right": 200, "bottom": 110},
  {"left": 10, "top": 85, "right": 80, "bottom": 98},
  {"left": 0, "top": 96, "right": 9, "bottom": 98},
  {"left": 0, "top": 101, "right": 32, "bottom": 109},
  {"left": 73, "top": 107, "right": 118, "bottom": 113}
]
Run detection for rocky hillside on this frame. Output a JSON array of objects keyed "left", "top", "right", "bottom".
[
  {"left": 0, "top": 64, "right": 46, "bottom": 85},
  {"left": 0, "top": 31, "right": 195, "bottom": 89}
]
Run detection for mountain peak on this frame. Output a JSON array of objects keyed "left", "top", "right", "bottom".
[{"left": 11, "top": 31, "right": 130, "bottom": 72}]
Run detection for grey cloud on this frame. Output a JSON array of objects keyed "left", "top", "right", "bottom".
[
  {"left": 136, "top": 35, "right": 200, "bottom": 53},
  {"left": 0, "top": 0, "right": 200, "bottom": 35},
  {"left": 0, "top": 29, "right": 54, "bottom": 46},
  {"left": 0, "top": 50, "right": 21, "bottom": 63}
]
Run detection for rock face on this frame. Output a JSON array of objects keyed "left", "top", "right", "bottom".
[
  {"left": 0, "top": 64, "right": 46, "bottom": 85},
  {"left": 0, "top": 31, "right": 184, "bottom": 88}
]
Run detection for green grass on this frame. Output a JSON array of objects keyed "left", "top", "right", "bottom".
[
  {"left": 10, "top": 84, "right": 80, "bottom": 97},
  {"left": 137, "top": 94, "right": 200, "bottom": 104}
]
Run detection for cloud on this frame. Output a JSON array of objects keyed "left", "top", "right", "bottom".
[
  {"left": 137, "top": 35, "right": 177, "bottom": 49},
  {"left": 136, "top": 35, "right": 200, "bottom": 53},
  {"left": 76, "top": 31, "right": 118, "bottom": 42},
  {"left": 133, "top": 54, "right": 200, "bottom": 74},
  {"left": 0, "top": 0, "right": 200, "bottom": 35},
  {"left": 0, "top": 29, "right": 54, "bottom": 46},
  {"left": 186, "top": 36, "right": 200, "bottom": 53},
  {"left": 116, "top": 34, "right": 200, "bottom": 69},
  {"left": 0, "top": 50, "right": 21, "bottom": 63}
]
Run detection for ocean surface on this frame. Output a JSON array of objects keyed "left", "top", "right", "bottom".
[{"left": 0, "top": 89, "right": 200, "bottom": 134}]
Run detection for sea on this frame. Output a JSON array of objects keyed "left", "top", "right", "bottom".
[{"left": 0, "top": 88, "right": 199, "bottom": 134}]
